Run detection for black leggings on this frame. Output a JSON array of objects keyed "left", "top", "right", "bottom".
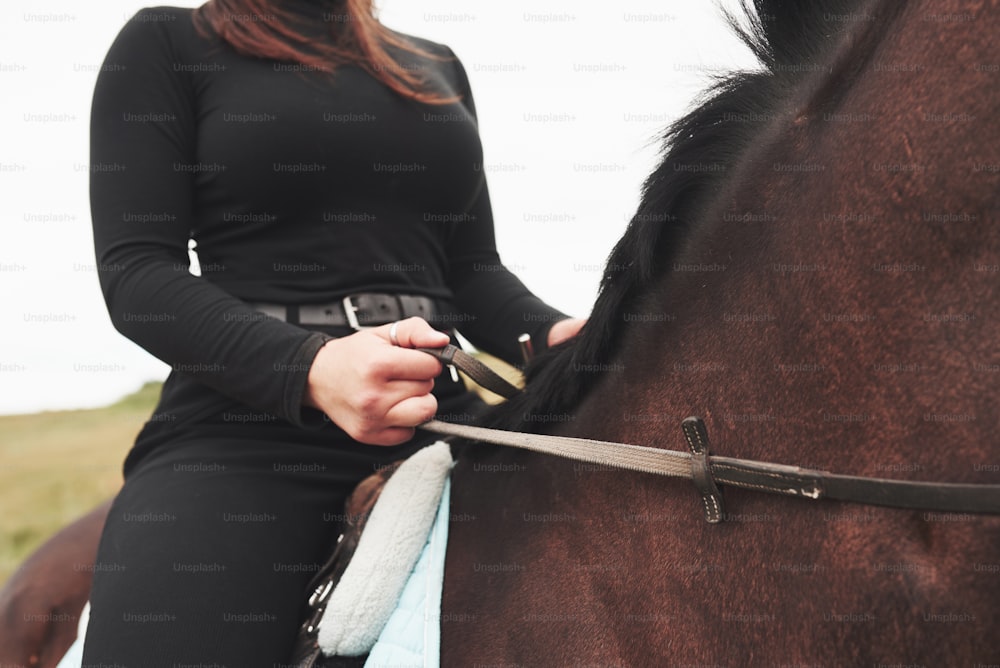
[{"left": 81, "top": 391, "right": 479, "bottom": 667}]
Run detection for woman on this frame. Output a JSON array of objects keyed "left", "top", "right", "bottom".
[{"left": 82, "top": 0, "right": 583, "bottom": 663}]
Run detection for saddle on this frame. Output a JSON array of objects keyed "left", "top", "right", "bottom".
[
  {"left": 291, "top": 463, "right": 397, "bottom": 668},
  {"left": 291, "top": 441, "right": 453, "bottom": 668}
]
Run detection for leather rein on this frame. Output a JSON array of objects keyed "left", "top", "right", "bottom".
[{"left": 417, "top": 345, "right": 1000, "bottom": 523}]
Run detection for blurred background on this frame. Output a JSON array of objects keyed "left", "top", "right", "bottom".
[{"left": 0, "top": 0, "right": 757, "bottom": 580}]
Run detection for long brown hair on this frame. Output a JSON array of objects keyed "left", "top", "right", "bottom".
[{"left": 193, "top": 0, "right": 456, "bottom": 104}]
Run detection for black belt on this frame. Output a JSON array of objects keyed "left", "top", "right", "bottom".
[{"left": 251, "top": 294, "right": 439, "bottom": 329}]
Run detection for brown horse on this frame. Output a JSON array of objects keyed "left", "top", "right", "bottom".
[
  {"left": 3, "top": 0, "right": 999, "bottom": 664},
  {"left": 0, "top": 501, "right": 108, "bottom": 667},
  {"left": 442, "top": 0, "right": 1000, "bottom": 664}
]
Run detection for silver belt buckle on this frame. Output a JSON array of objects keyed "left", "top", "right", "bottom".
[{"left": 342, "top": 295, "right": 371, "bottom": 330}]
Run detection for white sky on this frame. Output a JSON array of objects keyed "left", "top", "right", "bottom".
[{"left": 0, "top": 0, "right": 757, "bottom": 415}]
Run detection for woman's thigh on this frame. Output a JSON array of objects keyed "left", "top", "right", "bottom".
[{"left": 81, "top": 434, "right": 381, "bottom": 667}]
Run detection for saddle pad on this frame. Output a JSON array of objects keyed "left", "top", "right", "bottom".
[
  {"left": 54, "top": 601, "right": 88, "bottom": 668},
  {"left": 364, "top": 475, "right": 450, "bottom": 667},
  {"left": 319, "top": 441, "right": 453, "bottom": 656}
]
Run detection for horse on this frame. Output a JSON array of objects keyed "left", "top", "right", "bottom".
[
  {"left": 3, "top": 0, "right": 999, "bottom": 664},
  {"left": 440, "top": 0, "right": 1000, "bottom": 663},
  {"left": 0, "top": 501, "right": 108, "bottom": 667}
]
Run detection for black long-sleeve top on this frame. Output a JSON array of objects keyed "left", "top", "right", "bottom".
[{"left": 90, "top": 5, "right": 566, "bottom": 428}]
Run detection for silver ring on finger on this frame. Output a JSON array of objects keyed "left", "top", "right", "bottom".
[{"left": 389, "top": 321, "right": 401, "bottom": 347}]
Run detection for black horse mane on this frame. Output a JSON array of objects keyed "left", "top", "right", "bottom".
[{"left": 480, "top": 0, "right": 872, "bottom": 432}]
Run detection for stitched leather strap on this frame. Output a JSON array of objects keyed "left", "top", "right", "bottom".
[
  {"left": 416, "top": 345, "right": 521, "bottom": 399},
  {"left": 711, "top": 456, "right": 1000, "bottom": 513},
  {"left": 416, "top": 349, "right": 1000, "bottom": 519},
  {"left": 682, "top": 417, "right": 725, "bottom": 523},
  {"left": 421, "top": 418, "right": 1000, "bottom": 517}
]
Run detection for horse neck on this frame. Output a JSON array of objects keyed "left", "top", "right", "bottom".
[
  {"left": 444, "top": 5, "right": 999, "bottom": 661},
  {"left": 564, "top": 0, "right": 1000, "bottom": 483}
]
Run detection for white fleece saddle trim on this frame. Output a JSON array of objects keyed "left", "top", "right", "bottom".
[{"left": 318, "top": 441, "right": 453, "bottom": 657}]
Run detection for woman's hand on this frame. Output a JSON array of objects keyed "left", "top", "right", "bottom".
[
  {"left": 304, "top": 317, "right": 450, "bottom": 446},
  {"left": 547, "top": 317, "right": 587, "bottom": 347}
]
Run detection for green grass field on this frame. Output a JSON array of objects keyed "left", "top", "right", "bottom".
[{"left": 0, "top": 381, "right": 162, "bottom": 588}]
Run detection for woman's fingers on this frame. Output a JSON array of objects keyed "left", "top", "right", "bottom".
[
  {"left": 547, "top": 317, "right": 587, "bottom": 347},
  {"left": 365, "top": 427, "right": 418, "bottom": 447},
  {"left": 368, "top": 317, "right": 447, "bottom": 380},
  {"left": 383, "top": 393, "right": 439, "bottom": 431},
  {"left": 371, "top": 347, "right": 443, "bottom": 381},
  {"left": 356, "top": 379, "right": 435, "bottom": 416},
  {"left": 372, "top": 316, "right": 450, "bottom": 350},
  {"left": 349, "top": 392, "right": 438, "bottom": 446}
]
